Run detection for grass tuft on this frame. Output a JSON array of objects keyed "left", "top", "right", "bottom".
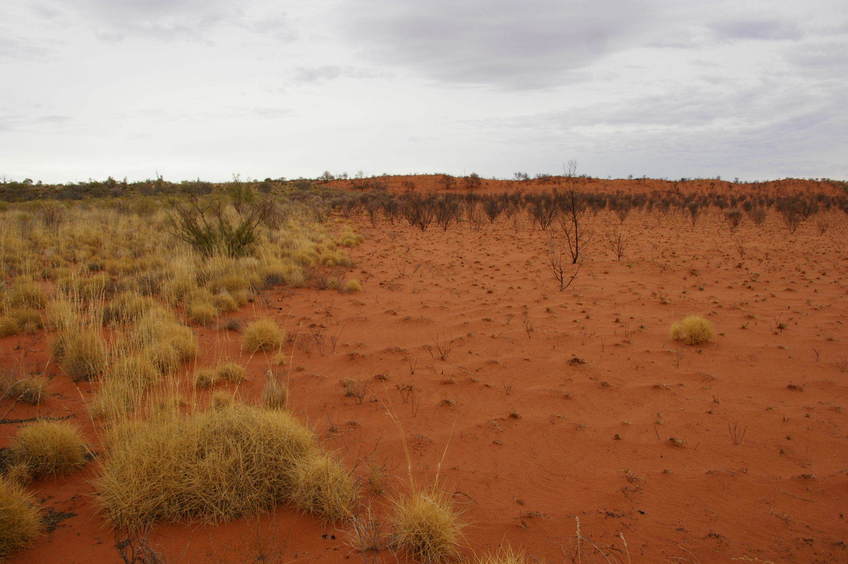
[
  {"left": 194, "top": 368, "right": 218, "bottom": 390},
  {"left": 96, "top": 405, "right": 317, "bottom": 531},
  {"left": 0, "top": 477, "right": 42, "bottom": 558},
  {"left": 7, "top": 376, "right": 48, "bottom": 405},
  {"left": 243, "top": 319, "right": 284, "bottom": 353},
  {"left": 261, "top": 370, "right": 287, "bottom": 409},
  {"left": 289, "top": 452, "right": 358, "bottom": 522},
  {"left": 670, "top": 315, "right": 714, "bottom": 345},
  {"left": 215, "top": 362, "right": 246, "bottom": 383},
  {"left": 6, "top": 281, "right": 48, "bottom": 310},
  {"left": 468, "top": 547, "right": 530, "bottom": 564},
  {"left": 0, "top": 309, "right": 43, "bottom": 336},
  {"left": 390, "top": 490, "right": 464, "bottom": 563},
  {"left": 187, "top": 300, "right": 218, "bottom": 326},
  {"left": 10, "top": 421, "right": 88, "bottom": 478},
  {"left": 343, "top": 279, "right": 363, "bottom": 293},
  {"left": 54, "top": 329, "right": 108, "bottom": 381}
]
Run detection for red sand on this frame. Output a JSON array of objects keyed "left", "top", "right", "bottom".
[{"left": 2, "top": 177, "right": 847, "bottom": 563}]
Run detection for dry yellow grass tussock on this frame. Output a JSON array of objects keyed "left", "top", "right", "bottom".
[
  {"left": 289, "top": 452, "right": 358, "bottom": 522},
  {"left": 671, "top": 315, "right": 715, "bottom": 345},
  {"left": 0, "top": 477, "right": 42, "bottom": 559},
  {"left": 53, "top": 328, "right": 108, "bottom": 381},
  {"left": 466, "top": 547, "right": 531, "bottom": 564},
  {"left": 6, "top": 376, "right": 48, "bottom": 405},
  {"left": 10, "top": 421, "right": 88, "bottom": 478},
  {"left": 243, "top": 318, "right": 284, "bottom": 353},
  {"left": 96, "top": 404, "right": 319, "bottom": 531},
  {"left": 390, "top": 490, "right": 464, "bottom": 563},
  {"left": 261, "top": 370, "right": 287, "bottom": 409}
]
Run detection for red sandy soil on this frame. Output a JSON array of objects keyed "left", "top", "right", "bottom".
[{"left": 2, "top": 178, "right": 848, "bottom": 563}]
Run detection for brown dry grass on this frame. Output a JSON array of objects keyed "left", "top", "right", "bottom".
[
  {"left": 95, "top": 403, "right": 357, "bottom": 531},
  {"left": 0, "top": 477, "right": 42, "bottom": 558},
  {"left": 243, "top": 319, "right": 284, "bottom": 353},
  {"left": 10, "top": 421, "right": 88, "bottom": 478},
  {"left": 670, "top": 315, "right": 715, "bottom": 345},
  {"left": 390, "top": 489, "right": 464, "bottom": 563}
]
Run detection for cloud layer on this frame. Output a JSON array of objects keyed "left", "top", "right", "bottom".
[{"left": 0, "top": 0, "right": 845, "bottom": 182}]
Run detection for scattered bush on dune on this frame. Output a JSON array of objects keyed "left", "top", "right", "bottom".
[
  {"left": 262, "top": 370, "right": 287, "bottom": 409},
  {"left": 187, "top": 299, "right": 218, "bottom": 326},
  {"left": 468, "top": 547, "right": 530, "bottom": 564},
  {"left": 6, "top": 281, "right": 47, "bottom": 310},
  {"left": 53, "top": 329, "right": 108, "bottom": 381},
  {"left": 390, "top": 490, "right": 464, "bottom": 563},
  {"left": 102, "top": 292, "right": 155, "bottom": 325},
  {"left": 288, "top": 452, "right": 358, "bottom": 522},
  {"left": 0, "top": 477, "right": 42, "bottom": 559},
  {"left": 343, "top": 279, "right": 363, "bottom": 293},
  {"left": 10, "top": 421, "right": 88, "bottom": 478},
  {"left": 0, "top": 315, "right": 20, "bottom": 337},
  {"left": 243, "top": 318, "right": 284, "bottom": 353},
  {"left": 194, "top": 368, "right": 218, "bottom": 390},
  {"left": 212, "top": 291, "right": 238, "bottom": 313},
  {"left": 95, "top": 404, "right": 357, "bottom": 531},
  {"left": 211, "top": 389, "right": 235, "bottom": 409},
  {"left": 0, "top": 308, "right": 43, "bottom": 337},
  {"left": 670, "top": 315, "right": 714, "bottom": 345},
  {"left": 128, "top": 310, "right": 197, "bottom": 374},
  {"left": 215, "top": 362, "right": 245, "bottom": 383},
  {"left": 7, "top": 376, "right": 48, "bottom": 405}
]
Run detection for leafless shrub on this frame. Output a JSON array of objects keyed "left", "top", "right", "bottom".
[
  {"left": 557, "top": 190, "right": 591, "bottom": 265},
  {"left": 606, "top": 229, "right": 627, "bottom": 261},
  {"left": 527, "top": 193, "right": 558, "bottom": 230},
  {"left": 434, "top": 196, "right": 461, "bottom": 231},
  {"left": 547, "top": 233, "right": 581, "bottom": 292}
]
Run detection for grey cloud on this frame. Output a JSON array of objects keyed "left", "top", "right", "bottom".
[
  {"left": 710, "top": 19, "right": 802, "bottom": 41},
  {"left": 0, "top": 36, "right": 49, "bottom": 62},
  {"left": 294, "top": 65, "right": 344, "bottom": 83},
  {"left": 467, "top": 85, "right": 762, "bottom": 131},
  {"left": 241, "top": 14, "right": 296, "bottom": 42},
  {"left": 250, "top": 107, "right": 291, "bottom": 119},
  {"left": 42, "top": 0, "right": 244, "bottom": 40},
  {"left": 114, "top": 106, "right": 290, "bottom": 123},
  {"left": 785, "top": 40, "right": 848, "bottom": 74},
  {"left": 468, "top": 79, "right": 846, "bottom": 178},
  {"left": 339, "top": 0, "right": 661, "bottom": 89},
  {"left": 292, "top": 65, "right": 388, "bottom": 83},
  {"left": 17, "top": 0, "right": 296, "bottom": 43},
  {"left": 0, "top": 114, "right": 70, "bottom": 132}
]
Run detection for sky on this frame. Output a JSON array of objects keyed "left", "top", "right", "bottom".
[{"left": 1, "top": 0, "right": 846, "bottom": 183}]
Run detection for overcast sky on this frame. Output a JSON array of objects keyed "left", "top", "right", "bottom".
[{"left": 1, "top": 1, "right": 846, "bottom": 183}]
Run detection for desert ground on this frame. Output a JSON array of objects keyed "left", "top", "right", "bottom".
[{"left": 1, "top": 175, "right": 847, "bottom": 563}]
